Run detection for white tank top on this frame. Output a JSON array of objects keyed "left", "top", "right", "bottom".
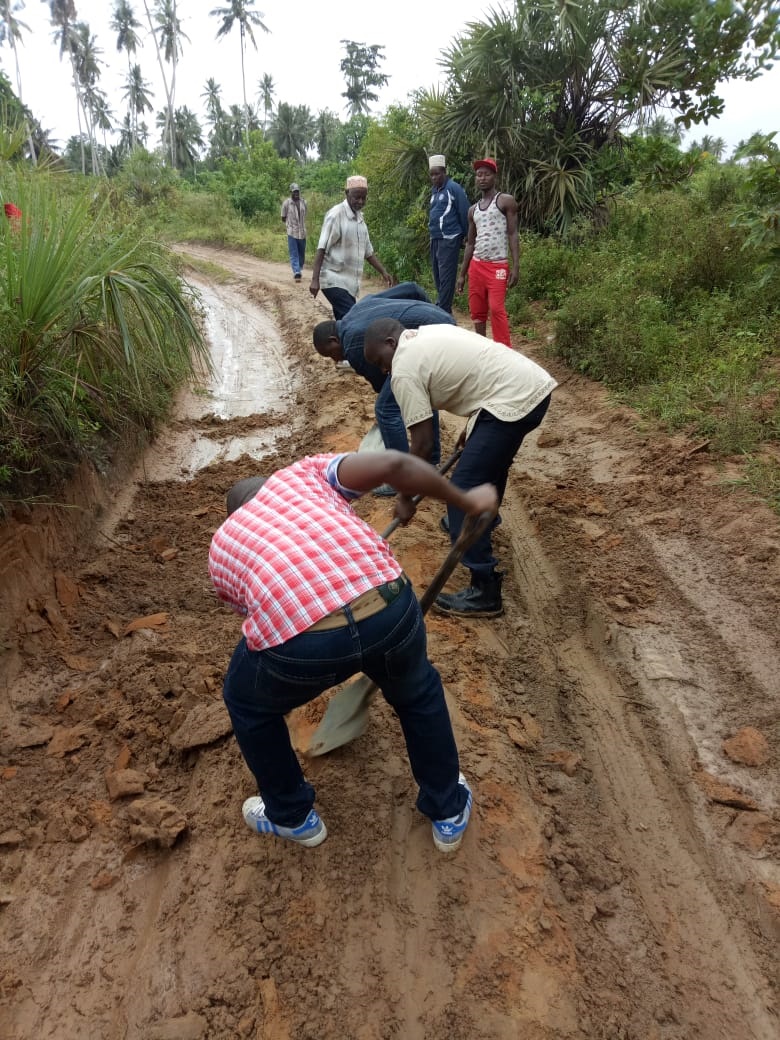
[{"left": 473, "top": 194, "right": 507, "bottom": 261}]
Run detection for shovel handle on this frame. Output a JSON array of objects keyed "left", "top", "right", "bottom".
[
  {"left": 417, "top": 511, "right": 495, "bottom": 614},
  {"left": 379, "top": 448, "right": 462, "bottom": 541}
]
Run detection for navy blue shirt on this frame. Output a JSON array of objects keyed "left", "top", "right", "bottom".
[
  {"left": 429, "top": 177, "right": 470, "bottom": 242},
  {"left": 337, "top": 292, "right": 456, "bottom": 393}
]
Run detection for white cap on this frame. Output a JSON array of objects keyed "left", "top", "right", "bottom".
[{"left": 428, "top": 154, "right": 446, "bottom": 170}]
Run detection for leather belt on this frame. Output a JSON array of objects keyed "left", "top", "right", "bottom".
[{"left": 308, "top": 574, "right": 408, "bottom": 631}]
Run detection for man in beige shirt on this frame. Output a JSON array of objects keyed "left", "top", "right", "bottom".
[{"left": 364, "top": 321, "right": 556, "bottom": 617}]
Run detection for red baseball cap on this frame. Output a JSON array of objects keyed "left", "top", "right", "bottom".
[{"left": 473, "top": 158, "right": 498, "bottom": 173}]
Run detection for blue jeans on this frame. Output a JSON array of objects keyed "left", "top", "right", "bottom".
[
  {"left": 322, "top": 286, "right": 356, "bottom": 320},
  {"left": 287, "top": 236, "right": 305, "bottom": 276},
  {"left": 447, "top": 395, "right": 552, "bottom": 573},
  {"left": 375, "top": 378, "right": 441, "bottom": 465},
  {"left": 222, "top": 582, "right": 466, "bottom": 826},
  {"left": 430, "top": 238, "right": 462, "bottom": 314}
]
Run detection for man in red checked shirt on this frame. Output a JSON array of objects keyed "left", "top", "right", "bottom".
[{"left": 209, "top": 450, "right": 497, "bottom": 852}]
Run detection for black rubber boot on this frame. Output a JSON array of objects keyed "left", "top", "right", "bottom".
[{"left": 434, "top": 570, "right": 504, "bottom": 618}]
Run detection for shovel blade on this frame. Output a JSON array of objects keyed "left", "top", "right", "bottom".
[{"left": 305, "top": 675, "right": 377, "bottom": 757}]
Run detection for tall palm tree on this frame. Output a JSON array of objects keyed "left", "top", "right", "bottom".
[
  {"left": 0, "top": 0, "right": 36, "bottom": 162},
  {"left": 257, "top": 71, "right": 274, "bottom": 132},
  {"left": 201, "top": 76, "right": 222, "bottom": 126},
  {"left": 71, "top": 21, "right": 104, "bottom": 174},
  {"left": 122, "top": 62, "right": 153, "bottom": 149},
  {"left": 90, "top": 89, "right": 113, "bottom": 148},
  {"left": 210, "top": 0, "right": 270, "bottom": 148},
  {"left": 269, "top": 102, "right": 314, "bottom": 160},
  {"left": 153, "top": 0, "right": 189, "bottom": 167},
  {"left": 110, "top": 0, "right": 141, "bottom": 76},
  {"left": 46, "top": 0, "right": 86, "bottom": 173}
]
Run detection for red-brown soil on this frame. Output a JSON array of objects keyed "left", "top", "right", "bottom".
[{"left": 1, "top": 246, "right": 778, "bottom": 1040}]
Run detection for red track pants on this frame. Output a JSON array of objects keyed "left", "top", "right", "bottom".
[{"left": 467, "top": 258, "right": 511, "bottom": 346}]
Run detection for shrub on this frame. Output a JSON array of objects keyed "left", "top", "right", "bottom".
[{"left": 0, "top": 173, "right": 208, "bottom": 498}]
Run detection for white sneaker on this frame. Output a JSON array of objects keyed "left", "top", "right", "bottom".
[
  {"left": 431, "top": 774, "right": 472, "bottom": 852},
  {"left": 242, "top": 796, "right": 327, "bottom": 847}
]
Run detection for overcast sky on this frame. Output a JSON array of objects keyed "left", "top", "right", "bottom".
[{"left": 3, "top": 0, "right": 779, "bottom": 158}]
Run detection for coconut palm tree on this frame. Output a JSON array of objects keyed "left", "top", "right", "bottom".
[
  {"left": 210, "top": 0, "right": 270, "bottom": 148},
  {"left": 269, "top": 102, "right": 314, "bottom": 160},
  {"left": 83, "top": 84, "right": 113, "bottom": 170},
  {"left": 71, "top": 21, "right": 104, "bottom": 174},
  {"left": 201, "top": 77, "right": 222, "bottom": 127},
  {"left": 122, "top": 63, "right": 154, "bottom": 149},
  {"left": 46, "top": 0, "right": 88, "bottom": 173},
  {"left": 156, "top": 104, "right": 203, "bottom": 170},
  {"left": 153, "top": 0, "right": 189, "bottom": 167},
  {"left": 110, "top": 0, "right": 141, "bottom": 76},
  {"left": 641, "top": 115, "right": 683, "bottom": 144},
  {"left": 0, "top": 0, "right": 36, "bottom": 162},
  {"left": 697, "top": 134, "right": 727, "bottom": 160},
  {"left": 257, "top": 71, "right": 274, "bottom": 133}
]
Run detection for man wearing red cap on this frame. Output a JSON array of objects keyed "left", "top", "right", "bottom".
[{"left": 456, "top": 158, "right": 518, "bottom": 347}]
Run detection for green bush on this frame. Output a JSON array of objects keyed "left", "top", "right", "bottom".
[
  {"left": 0, "top": 172, "right": 207, "bottom": 498},
  {"left": 552, "top": 169, "right": 779, "bottom": 458},
  {"left": 518, "top": 233, "right": 574, "bottom": 306}
]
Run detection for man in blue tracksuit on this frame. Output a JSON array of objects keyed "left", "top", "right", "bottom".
[
  {"left": 313, "top": 283, "right": 455, "bottom": 493},
  {"left": 428, "top": 155, "right": 470, "bottom": 315}
]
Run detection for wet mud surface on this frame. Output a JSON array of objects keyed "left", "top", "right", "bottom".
[{"left": 1, "top": 245, "right": 779, "bottom": 1039}]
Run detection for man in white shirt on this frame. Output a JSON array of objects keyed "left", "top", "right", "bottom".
[
  {"left": 309, "top": 174, "right": 394, "bottom": 319},
  {"left": 364, "top": 321, "right": 557, "bottom": 617}
]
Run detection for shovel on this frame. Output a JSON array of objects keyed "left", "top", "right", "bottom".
[{"left": 305, "top": 506, "right": 494, "bottom": 757}]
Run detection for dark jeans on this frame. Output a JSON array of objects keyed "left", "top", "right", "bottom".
[
  {"left": 322, "top": 286, "right": 356, "bottom": 320},
  {"left": 447, "top": 395, "right": 552, "bottom": 573},
  {"left": 430, "top": 237, "right": 461, "bottom": 314},
  {"left": 222, "top": 582, "right": 466, "bottom": 827},
  {"left": 375, "top": 378, "right": 441, "bottom": 465},
  {"left": 287, "top": 236, "right": 305, "bottom": 276}
]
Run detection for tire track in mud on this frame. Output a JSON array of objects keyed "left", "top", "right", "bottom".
[{"left": 1, "top": 248, "right": 778, "bottom": 1040}]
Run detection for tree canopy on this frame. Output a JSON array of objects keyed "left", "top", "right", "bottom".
[{"left": 415, "top": 0, "right": 780, "bottom": 231}]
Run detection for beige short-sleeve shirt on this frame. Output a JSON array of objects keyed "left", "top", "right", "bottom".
[
  {"left": 316, "top": 199, "right": 374, "bottom": 296},
  {"left": 390, "top": 325, "right": 557, "bottom": 430}
]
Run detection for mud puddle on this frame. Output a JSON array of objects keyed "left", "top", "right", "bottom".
[{"left": 139, "top": 278, "right": 294, "bottom": 483}]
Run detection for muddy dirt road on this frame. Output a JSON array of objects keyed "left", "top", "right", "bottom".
[{"left": 1, "top": 246, "right": 778, "bottom": 1040}]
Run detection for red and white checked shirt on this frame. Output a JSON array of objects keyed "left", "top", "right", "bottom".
[{"left": 208, "top": 454, "right": 402, "bottom": 651}]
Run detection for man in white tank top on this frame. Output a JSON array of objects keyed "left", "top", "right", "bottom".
[{"left": 456, "top": 158, "right": 519, "bottom": 346}]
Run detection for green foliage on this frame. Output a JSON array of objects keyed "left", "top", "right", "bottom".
[
  {"left": 551, "top": 170, "right": 779, "bottom": 457},
  {"left": 515, "top": 233, "right": 575, "bottom": 307},
  {"left": 731, "top": 132, "right": 780, "bottom": 285},
  {"left": 302, "top": 161, "right": 350, "bottom": 196},
  {"left": 0, "top": 172, "right": 208, "bottom": 497},
  {"left": 212, "top": 134, "right": 294, "bottom": 219},
  {"left": 334, "top": 114, "right": 371, "bottom": 163},
  {"left": 355, "top": 114, "right": 430, "bottom": 285},
  {"left": 113, "top": 147, "right": 179, "bottom": 205},
  {"left": 413, "top": 0, "right": 779, "bottom": 231}
]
